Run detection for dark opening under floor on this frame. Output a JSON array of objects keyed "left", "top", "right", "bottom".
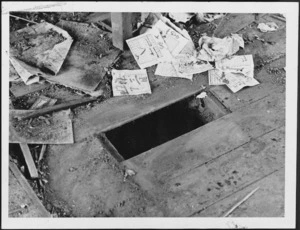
[{"left": 105, "top": 95, "right": 208, "bottom": 160}]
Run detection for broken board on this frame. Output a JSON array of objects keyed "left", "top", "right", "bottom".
[
  {"left": 9, "top": 109, "right": 74, "bottom": 144},
  {"left": 45, "top": 20, "right": 121, "bottom": 93},
  {"left": 10, "top": 81, "right": 50, "bottom": 98}
]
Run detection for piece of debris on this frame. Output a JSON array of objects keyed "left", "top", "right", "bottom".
[
  {"left": 9, "top": 109, "right": 74, "bottom": 144},
  {"left": 38, "top": 145, "right": 47, "bottom": 163},
  {"left": 46, "top": 20, "right": 121, "bottom": 93},
  {"left": 30, "top": 95, "right": 57, "bottom": 110},
  {"left": 222, "top": 187, "right": 260, "bottom": 217},
  {"left": 112, "top": 69, "right": 152, "bottom": 96},
  {"left": 9, "top": 22, "right": 73, "bottom": 84},
  {"left": 124, "top": 168, "right": 136, "bottom": 181},
  {"left": 197, "top": 34, "right": 244, "bottom": 62},
  {"left": 19, "top": 143, "right": 39, "bottom": 178},
  {"left": 257, "top": 22, "right": 279, "bottom": 32},
  {"left": 196, "top": 92, "right": 207, "bottom": 99}
]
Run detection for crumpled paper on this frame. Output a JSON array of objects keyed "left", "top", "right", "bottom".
[
  {"left": 208, "top": 55, "right": 259, "bottom": 93},
  {"left": 257, "top": 22, "right": 279, "bottom": 32},
  {"left": 197, "top": 34, "right": 244, "bottom": 62}
]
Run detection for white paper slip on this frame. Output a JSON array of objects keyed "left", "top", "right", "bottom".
[
  {"left": 225, "top": 72, "right": 260, "bottom": 93},
  {"left": 155, "top": 62, "right": 193, "bottom": 80},
  {"left": 112, "top": 69, "right": 152, "bottom": 96},
  {"left": 126, "top": 28, "right": 172, "bottom": 69},
  {"left": 154, "top": 20, "right": 190, "bottom": 56}
]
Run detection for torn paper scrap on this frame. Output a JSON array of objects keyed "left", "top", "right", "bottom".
[
  {"left": 126, "top": 28, "right": 172, "bottom": 69},
  {"left": 168, "top": 13, "right": 194, "bottom": 23},
  {"left": 9, "top": 57, "right": 41, "bottom": 85},
  {"left": 10, "top": 22, "right": 73, "bottom": 76},
  {"left": 112, "top": 69, "right": 152, "bottom": 96},
  {"left": 155, "top": 62, "right": 193, "bottom": 80},
  {"left": 197, "top": 34, "right": 244, "bottom": 62},
  {"left": 257, "top": 22, "right": 279, "bottom": 32},
  {"left": 9, "top": 109, "right": 74, "bottom": 144},
  {"left": 154, "top": 20, "right": 190, "bottom": 56},
  {"left": 225, "top": 72, "right": 259, "bottom": 93},
  {"left": 196, "top": 92, "right": 207, "bottom": 99},
  {"left": 215, "top": 55, "right": 254, "bottom": 77},
  {"left": 173, "top": 54, "right": 214, "bottom": 76}
]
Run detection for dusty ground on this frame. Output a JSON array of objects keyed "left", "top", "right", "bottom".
[{"left": 9, "top": 12, "right": 286, "bottom": 217}]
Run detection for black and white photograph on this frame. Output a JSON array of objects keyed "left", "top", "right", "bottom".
[{"left": 1, "top": 1, "right": 298, "bottom": 229}]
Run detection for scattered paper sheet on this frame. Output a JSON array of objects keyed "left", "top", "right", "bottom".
[
  {"left": 126, "top": 28, "right": 172, "bottom": 69},
  {"left": 155, "top": 62, "right": 193, "bottom": 80},
  {"left": 9, "top": 22, "right": 73, "bottom": 85},
  {"left": 224, "top": 72, "right": 260, "bottom": 93},
  {"left": 9, "top": 57, "right": 41, "bottom": 85},
  {"left": 257, "top": 22, "right": 279, "bottom": 32},
  {"left": 154, "top": 20, "right": 190, "bottom": 56},
  {"left": 9, "top": 109, "right": 74, "bottom": 144},
  {"left": 215, "top": 55, "right": 254, "bottom": 77},
  {"left": 173, "top": 54, "right": 214, "bottom": 76},
  {"left": 197, "top": 34, "right": 244, "bottom": 62},
  {"left": 112, "top": 69, "right": 152, "bottom": 96}
]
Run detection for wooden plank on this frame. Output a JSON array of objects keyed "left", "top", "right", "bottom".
[
  {"left": 9, "top": 160, "right": 51, "bottom": 217},
  {"left": 86, "top": 72, "right": 209, "bottom": 135},
  {"left": 86, "top": 12, "right": 111, "bottom": 23},
  {"left": 19, "top": 143, "right": 39, "bottom": 179},
  {"left": 124, "top": 124, "right": 284, "bottom": 216},
  {"left": 213, "top": 13, "right": 256, "bottom": 38},
  {"left": 123, "top": 90, "right": 285, "bottom": 183},
  {"left": 10, "top": 81, "right": 50, "bottom": 98},
  {"left": 111, "top": 13, "right": 132, "bottom": 50},
  {"left": 10, "top": 109, "right": 74, "bottom": 144},
  {"left": 194, "top": 168, "right": 284, "bottom": 217}
]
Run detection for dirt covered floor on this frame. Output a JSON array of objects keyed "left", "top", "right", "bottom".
[{"left": 8, "top": 12, "right": 286, "bottom": 218}]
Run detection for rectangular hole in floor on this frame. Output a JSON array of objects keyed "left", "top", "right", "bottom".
[{"left": 105, "top": 93, "right": 228, "bottom": 160}]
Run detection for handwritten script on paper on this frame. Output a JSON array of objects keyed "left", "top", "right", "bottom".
[
  {"left": 155, "top": 62, "right": 193, "bottom": 80},
  {"left": 126, "top": 28, "right": 172, "bottom": 69},
  {"left": 154, "top": 20, "right": 190, "bottom": 56},
  {"left": 112, "top": 69, "right": 152, "bottom": 96}
]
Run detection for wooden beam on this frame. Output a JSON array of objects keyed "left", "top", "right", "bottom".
[
  {"left": 19, "top": 143, "right": 39, "bottom": 179},
  {"left": 17, "top": 97, "right": 100, "bottom": 120},
  {"left": 111, "top": 13, "right": 132, "bottom": 50}
]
